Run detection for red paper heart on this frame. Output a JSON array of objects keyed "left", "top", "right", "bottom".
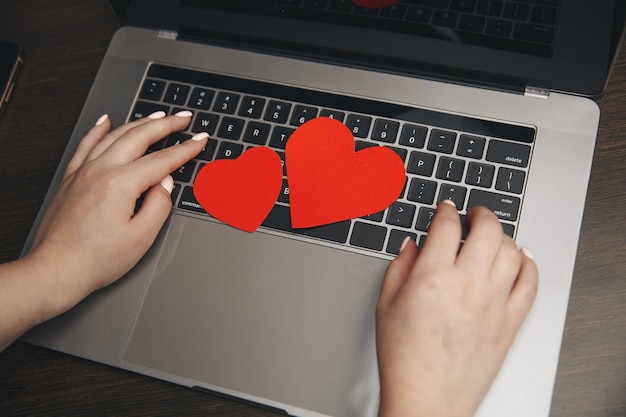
[
  {"left": 286, "top": 117, "right": 406, "bottom": 228},
  {"left": 193, "top": 146, "right": 283, "bottom": 232}
]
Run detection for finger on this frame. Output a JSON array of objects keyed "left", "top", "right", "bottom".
[
  {"left": 84, "top": 111, "right": 166, "bottom": 163},
  {"left": 377, "top": 237, "right": 418, "bottom": 311},
  {"left": 129, "top": 176, "right": 176, "bottom": 251},
  {"left": 64, "top": 114, "right": 111, "bottom": 179},
  {"left": 488, "top": 235, "right": 523, "bottom": 296},
  {"left": 416, "top": 200, "right": 462, "bottom": 267},
  {"left": 127, "top": 132, "right": 209, "bottom": 193},
  {"left": 456, "top": 206, "right": 506, "bottom": 274},
  {"left": 506, "top": 249, "right": 539, "bottom": 329},
  {"left": 100, "top": 112, "right": 194, "bottom": 165}
]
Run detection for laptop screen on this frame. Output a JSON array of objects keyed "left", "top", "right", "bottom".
[{"left": 111, "top": 0, "right": 622, "bottom": 97}]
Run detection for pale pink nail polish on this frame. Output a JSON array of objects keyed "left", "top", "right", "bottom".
[
  {"left": 160, "top": 175, "right": 174, "bottom": 194},
  {"left": 441, "top": 199, "right": 456, "bottom": 208},
  {"left": 148, "top": 110, "right": 166, "bottom": 119},
  {"left": 174, "top": 110, "right": 193, "bottom": 118},
  {"left": 95, "top": 114, "right": 108, "bottom": 126},
  {"left": 521, "top": 247, "right": 534, "bottom": 260},
  {"left": 399, "top": 236, "right": 412, "bottom": 253},
  {"left": 190, "top": 132, "right": 209, "bottom": 141}
]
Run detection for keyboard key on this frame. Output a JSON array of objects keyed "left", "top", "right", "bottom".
[
  {"left": 495, "top": 167, "right": 526, "bottom": 194},
  {"left": 243, "top": 121, "right": 271, "bottom": 145},
  {"left": 385, "top": 145, "right": 407, "bottom": 162},
  {"left": 372, "top": 119, "right": 400, "bottom": 143},
  {"left": 213, "top": 92, "right": 241, "bottom": 114},
  {"left": 406, "top": 6, "right": 433, "bottom": 23},
  {"left": 386, "top": 202, "right": 417, "bottom": 228},
  {"left": 465, "top": 162, "right": 495, "bottom": 188},
  {"left": 476, "top": 0, "right": 503, "bottom": 17},
  {"left": 407, "top": 178, "right": 437, "bottom": 204},
  {"left": 238, "top": 96, "right": 266, "bottom": 119},
  {"left": 269, "top": 126, "right": 296, "bottom": 149},
  {"left": 386, "top": 230, "right": 418, "bottom": 255},
  {"left": 407, "top": 151, "right": 436, "bottom": 176},
  {"left": 196, "top": 140, "right": 218, "bottom": 161},
  {"left": 262, "top": 204, "right": 350, "bottom": 243},
  {"left": 399, "top": 124, "right": 427, "bottom": 148},
  {"left": 456, "top": 134, "right": 485, "bottom": 158},
  {"left": 458, "top": 14, "right": 486, "bottom": 32},
  {"left": 503, "top": 2, "right": 530, "bottom": 20},
  {"left": 380, "top": 4, "right": 407, "bottom": 19},
  {"left": 178, "top": 186, "right": 207, "bottom": 214},
  {"left": 436, "top": 157, "right": 466, "bottom": 182},
  {"left": 319, "top": 109, "right": 346, "bottom": 122},
  {"left": 513, "top": 23, "right": 554, "bottom": 44},
  {"left": 139, "top": 79, "right": 166, "bottom": 101},
  {"left": 278, "top": 178, "right": 290, "bottom": 203},
  {"left": 467, "top": 189, "right": 520, "bottom": 221},
  {"left": 486, "top": 18, "right": 512, "bottom": 37},
  {"left": 438, "top": 184, "right": 467, "bottom": 209},
  {"left": 264, "top": 100, "right": 292, "bottom": 123},
  {"left": 346, "top": 114, "right": 372, "bottom": 138},
  {"left": 130, "top": 101, "right": 170, "bottom": 121},
  {"left": 362, "top": 210, "right": 385, "bottom": 222},
  {"left": 188, "top": 87, "right": 215, "bottom": 110},
  {"left": 486, "top": 139, "right": 531, "bottom": 167},
  {"left": 172, "top": 160, "right": 196, "bottom": 183},
  {"left": 432, "top": 10, "right": 459, "bottom": 27},
  {"left": 530, "top": 6, "right": 557, "bottom": 26},
  {"left": 163, "top": 83, "right": 190, "bottom": 105},
  {"left": 290, "top": 105, "right": 319, "bottom": 126},
  {"left": 415, "top": 207, "right": 436, "bottom": 232},
  {"left": 215, "top": 141, "right": 244, "bottom": 160},
  {"left": 450, "top": 0, "right": 477, "bottom": 12},
  {"left": 165, "top": 132, "right": 192, "bottom": 147},
  {"left": 217, "top": 117, "right": 245, "bottom": 140},
  {"left": 427, "top": 129, "right": 457, "bottom": 154},
  {"left": 350, "top": 221, "right": 387, "bottom": 251},
  {"left": 192, "top": 112, "right": 219, "bottom": 135}
]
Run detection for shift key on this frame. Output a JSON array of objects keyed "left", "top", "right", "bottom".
[{"left": 467, "top": 190, "right": 521, "bottom": 222}]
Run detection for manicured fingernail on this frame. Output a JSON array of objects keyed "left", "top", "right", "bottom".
[
  {"left": 399, "top": 236, "right": 412, "bottom": 253},
  {"left": 441, "top": 199, "right": 456, "bottom": 208},
  {"left": 174, "top": 110, "right": 193, "bottom": 118},
  {"left": 95, "top": 114, "right": 108, "bottom": 126},
  {"left": 148, "top": 110, "right": 166, "bottom": 119},
  {"left": 190, "top": 132, "right": 209, "bottom": 141},
  {"left": 160, "top": 175, "right": 174, "bottom": 194},
  {"left": 521, "top": 247, "right": 534, "bottom": 260}
]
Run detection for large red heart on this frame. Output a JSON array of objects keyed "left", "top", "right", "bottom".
[
  {"left": 193, "top": 146, "right": 283, "bottom": 232},
  {"left": 286, "top": 117, "right": 406, "bottom": 228}
]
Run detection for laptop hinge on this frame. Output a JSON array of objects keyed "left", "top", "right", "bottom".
[
  {"left": 524, "top": 86, "right": 550, "bottom": 99},
  {"left": 157, "top": 29, "right": 178, "bottom": 40}
]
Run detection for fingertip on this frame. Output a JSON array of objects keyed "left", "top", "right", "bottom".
[
  {"left": 160, "top": 175, "right": 174, "bottom": 194},
  {"left": 521, "top": 247, "right": 534, "bottom": 260},
  {"left": 95, "top": 114, "right": 109, "bottom": 126}
]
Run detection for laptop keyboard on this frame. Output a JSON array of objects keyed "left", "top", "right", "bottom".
[{"left": 131, "top": 63, "right": 535, "bottom": 257}]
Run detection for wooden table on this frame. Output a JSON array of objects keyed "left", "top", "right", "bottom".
[{"left": 1, "top": 1, "right": 625, "bottom": 416}]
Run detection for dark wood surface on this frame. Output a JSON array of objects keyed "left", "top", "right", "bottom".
[{"left": 1, "top": 1, "right": 625, "bottom": 416}]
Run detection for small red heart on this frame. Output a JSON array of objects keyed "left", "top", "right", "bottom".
[
  {"left": 286, "top": 117, "right": 406, "bottom": 228},
  {"left": 193, "top": 146, "right": 283, "bottom": 232}
]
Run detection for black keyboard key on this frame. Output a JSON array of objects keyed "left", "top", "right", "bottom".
[
  {"left": 345, "top": 114, "right": 372, "bottom": 138},
  {"left": 406, "top": 6, "right": 433, "bottom": 23},
  {"left": 407, "top": 151, "right": 436, "bottom": 176},
  {"left": 451, "top": 0, "right": 477, "bottom": 12},
  {"left": 217, "top": 117, "right": 245, "bottom": 140},
  {"left": 476, "top": 0, "right": 503, "bottom": 17},
  {"left": 269, "top": 126, "right": 295, "bottom": 149},
  {"left": 380, "top": 4, "right": 407, "bottom": 19},
  {"left": 427, "top": 129, "right": 457, "bottom": 154},
  {"left": 438, "top": 184, "right": 467, "bottom": 209},
  {"left": 215, "top": 141, "right": 244, "bottom": 160},
  {"left": 386, "top": 230, "right": 418, "bottom": 255},
  {"left": 196, "top": 140, "right": 218, "bottom": 161},
  {"left": 238, "top": 96, "right": 266, "bottom": 119},
  {"left": 278, "top": 179, "right": 290, "bottom": 203},
  {"left": 165, "top": 132, "right": 192, "bottom": 147},
  {"left": 319, "top": 109, "right": 345, "bottom": 122},
  {"left": 192, "top": 112, "right": 219, "bottom": 136},
  {"left": 467, "top": 189, "right": 520, "bottom": 221},
  {"left": 139, "top": 79, "right": 166, "bottom": 101},
  {"left": 264, "top": 100, "right": 292, "bottom": 123},
  {"left": 407, "top": 178, "right": 437, "bottom": 204},
  {"left": 486, "top": 140, "right": 531, "bottom": 167},
  {"left": 163, "top": 83, "right": 190, "bottom": 105},
  {"left": 399, "top": 124, "right": 427, "bottom": 148},
  {"left": 262, "top": 204, "right": 350, "bottom": 243},
  {"left": 213, "top": 92, "right": 241, "bottom": 114},
  {"left": 502, "top": 222, "right": 515, "bottom": 238},
  {"left": 172, "top": 160, "right": 196, "bottom": 183},
  {"left": 385, "top": 145, "right": 407, "bottom": 162},
  {"left": 350, "top": 221, "right": 387, "bottom": 251},
  {"left": 495, "top": 167, "right": 526, "bottom": 194},
  {"left": 503, "top": 2, "right": 530, "bottom": 20},
  {"left": 458, "top": 14, "right": 486, "bottom": 32},
  {"left": 372, "top": 119, "right": 400, "bottom": 143},
  {"left": 513, "top": 22, "right": 554, "bottom": 44},
  {"left": 243, "top": 121, "right": 271, "bottom": 145},
  {"left": 456, "top": 134, "right": 485, "bottom": 158},
  {"left": 415, "top": 207, "right": 436, "bottom": 232},
  {"left": 129, "top": 101, "right": 170, "bottom": 121},
  {"left": 187, "top": 87, "right": 215, "bottom": 110},
  {"left": 386, "top": 202, "right": 417, "bottom": 228},
  {"left": 465, "top": 162, "right": 495, "bottom": 188},
  {"left": 486, "top": 18, "right": 513, "bottom": 37},
  {"left": 355, "top": 140, "right": 378, "bottom": 151},
  {"left": 290, "top": 105, "right": 319, "bottom": 126},
  {"left": 362, "top": 210, "right": 385, "bottom": 222},
  {"left": 178, "top": 186, "right": 207, "bottom": 214},
  {"left": 436, "top": 157, "right": 466, "bottom": 182},
  {"left": 530, "top": 6, "right": 557, "bottom": 26},
  {"left": 432, "top": 10, "right": 459, "bottom": 27}
]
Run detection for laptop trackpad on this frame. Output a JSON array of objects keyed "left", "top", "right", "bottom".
[{"left": 124, "top": 214, "right": 385, "bottom": 417}]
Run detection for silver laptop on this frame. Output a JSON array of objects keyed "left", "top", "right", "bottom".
[{"left": 21, "top": 1, "right": 624, "bottom": 416}]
